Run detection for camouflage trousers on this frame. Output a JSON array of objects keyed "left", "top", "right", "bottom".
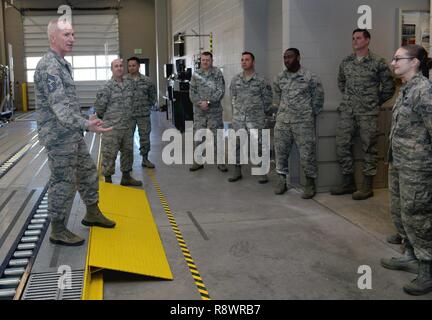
[
  {"left": 336, "top": 112, "right": 378, "bottom": 176},
  {"left": 193, "top": 111, "right": 224, "bottom": 163},
  {"left": 46, "top": 139, "right": 99, "bottom": 224},
  {"left": 101, "top": 128, "right": 134, "bottom": 176},
  {"left": 274, "top": 121, "right": 317, "bottom": 179},
  {"left": 133, "top": 116, "right": 151, "bottom": 158},
  {"left": 232, "top": 119, "right": 265, "bottom": 165},
  {"left": 389, "top": 165, "right": 432, "bottom": 261}
]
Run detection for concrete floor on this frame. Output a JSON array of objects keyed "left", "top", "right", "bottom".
[
  {"left": 1, "top": 112, "right": 431, "bottom": 300},
  {"left": 103, "top": 113, "right": 430, "bottom": 300}
]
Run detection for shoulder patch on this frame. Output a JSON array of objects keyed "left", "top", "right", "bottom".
[{"left": 47, "top": 74, "right": 58, "bottom": 93}]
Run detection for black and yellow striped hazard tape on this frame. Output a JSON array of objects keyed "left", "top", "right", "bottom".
[{"left": 147, "top": 169, "right": 211, "bottom": 300}]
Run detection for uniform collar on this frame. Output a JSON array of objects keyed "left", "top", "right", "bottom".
[
  {"left": 402, "top": 72, "right": 424, "bottom": 93},
  {"left": 127, "top": 73, "right": 143, "bottom": 80},
  {"left": 48, "top": 48, "right": 70, "bottom": 67},
  {"left": 284, "top": 66, "right": 304, "bottom": 77},
  {"left": 110, "top": 76, "right": 128, "bottom": 87},
  {"left": 241, "top": 71, "right": 257, "bottom": 81},
  {"left": 199, "top": 67, "right": 215, "bottom": 76},
  {"left": 349, "top": 50, "right": 373, "bottom": 62}
]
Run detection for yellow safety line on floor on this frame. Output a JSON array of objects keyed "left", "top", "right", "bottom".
[
  {"left": 82, "top": 135, "right": 173, "bottom": 300},
  {"left": 147, "top": 169, "right": 211, "bottom": 300}
]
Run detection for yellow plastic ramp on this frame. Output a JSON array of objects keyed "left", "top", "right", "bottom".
[{"left": 82, "top": 182, "right": 173, "bottom": 300}]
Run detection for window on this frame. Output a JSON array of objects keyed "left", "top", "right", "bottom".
[
  {"left": 140, "top": 63, "right": 147, "bottom": 76},
  {"left": 26, "top": 55, "right": 117, "bottom": 83}
]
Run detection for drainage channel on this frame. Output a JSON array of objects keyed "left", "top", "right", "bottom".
[
  {"left": 0, "top": 143, "right": 34, "bottom": 180},
  {"left": 0, "top": 186, "right": 50, "bottom": 300}
]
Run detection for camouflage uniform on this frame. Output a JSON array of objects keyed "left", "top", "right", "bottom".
[
  {"left": 34, "top": 49, "right": 98, "bottom": 225},
  {"left": 189, "top": 67, "right": 225, "bottom": 160},
  {"left": 389, "top": 72, "right": 432, "bottom": 261},
  {"left": 337, "top": 51, "right": 395, "bottom": 176},
  {"left": 273, "top": 67, "right": 324, "bottom": 179},
  {"left": 127, "top": 74, "right": 157, "bottom": 158},
  {"left": 230, "top": 72, "right": 273, "bottom": 164},
  {"left": 95, "top": 77, "right": 134, "bottom": 177}
]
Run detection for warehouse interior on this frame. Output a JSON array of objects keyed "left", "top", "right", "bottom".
[{"left": 0, "top": 0, "right": 431, "bottom": 300}]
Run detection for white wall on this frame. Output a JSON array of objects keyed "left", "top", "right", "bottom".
[
  {"left": 267, "top": 0, "right": 283, "bottom": 80},
  {"left": 156, "top": 0, "right": 169, "bottom": 105},
  {"left": 283, "top": 0, "right": 430, "bottom": 111},
  {"left": 244, "top": 0, "right": 268, "bottom": 75}
]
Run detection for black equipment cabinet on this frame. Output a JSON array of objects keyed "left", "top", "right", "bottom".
[{"left": 172, "top": 82, "right": 193, "bottom": 133}]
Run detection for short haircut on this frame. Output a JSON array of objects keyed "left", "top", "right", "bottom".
[
  {"left": 47, "top": 18, "right": 72, "bottom": 40},
  {"left": 201, "top": 51, "right": 213, "bottom": 59},
  {"left": 285, "top": 48, "right": 300, "bottom": 57},
  {"left": 127, "top": 57, "right": 140, "bottom": 65},
  {"left": 111, "top": 58, "right": 123, "bottom": 69},
  {"left": 242, "top": 51, "right": 255, "bottom": 61},
  {"left": 352, "top": 28, "right": 371, "bottom": 39}
]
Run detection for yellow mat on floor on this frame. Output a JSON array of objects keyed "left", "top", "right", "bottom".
[{"left": 82, "top": 182, "right": 173, "bottom": 300}]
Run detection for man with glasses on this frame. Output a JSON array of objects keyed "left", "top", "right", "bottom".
[{"left": 331, "top": 29, "right": 395, "bottom": 200}]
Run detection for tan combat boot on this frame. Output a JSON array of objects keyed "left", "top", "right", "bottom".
[
  {"left": 274, "top": 174, "right": 288, "bottom": 195},
  {"left": 403, "top": 261, "right": 432, "bottom": 296},
  {"left": 142, "top": 157, "right": 155, "bottom": 169},
  {"left": 330, "top": 174, "right": 356, "bottom": 195},
  {"left": 121, "top": 172, "right": 143, "bottom": 187},
  {"left": 352, "top": 175, "right": 374, "bottom": 200},
  {"left": 228, "top": 165, "right": 242, "bottom": 182},
  {"left": 82, "top": 202, "right": 116, "bottom": 228},
  {"left": 258, "top": 175, "right": 268, "bottom": 184},
  {"left": 217, "top": 164, "right": 228, "bottom": 172},
  {"left": 190, "top": 162, "right": 204, "bottom": 172},
  {"left": 50, "top": 221, "right": 85, "bottom": 247},
  {"left": 381, "top": 242, "right": 419, "bottom": 274},
  {"left": 302, "top": 177, "right": 316, "bottom": 199}
]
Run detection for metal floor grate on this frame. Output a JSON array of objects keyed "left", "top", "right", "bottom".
[{"left": 22, "top": 270, "right": 84, "bottom": 300}]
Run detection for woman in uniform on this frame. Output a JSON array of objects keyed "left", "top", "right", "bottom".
[{"left": 381, "top": 44, "right": 432, "bottom": 296}]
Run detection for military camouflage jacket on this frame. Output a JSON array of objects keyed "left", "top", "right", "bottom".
[
  {"left": 273, "top": 67, "right": 324, "bottom": 125},
  {"left": 94, "top": 77, "right": 134, "bottom": 130},
  {"left": 34, "top": 49, "right": 87, "bottom": 147},
  {"left": 126, "top": 73, "right": 157, "bottom": 118},
  {"left": 389, "top": 72, "right": 432, "bottom": 171},
  {"left": 189, "top": 66, "right": 225, "bottom": 114},
  {"left": 338, "top": 51, "right": 395, "bottom": 115},
  {"left": 230, "top": 72, "right": 273, "bottom": 124}
]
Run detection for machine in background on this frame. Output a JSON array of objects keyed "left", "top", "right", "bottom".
[
  {"left": 164, "top": 60, "right": 193, "bottom": 133},
  {"left": 0, "top": 64, "right": 14, "bottom": 126}
]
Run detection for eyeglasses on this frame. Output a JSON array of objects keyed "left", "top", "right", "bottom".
[{"left": 392, "top": 56, "right": 415, "bottom": 62}]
